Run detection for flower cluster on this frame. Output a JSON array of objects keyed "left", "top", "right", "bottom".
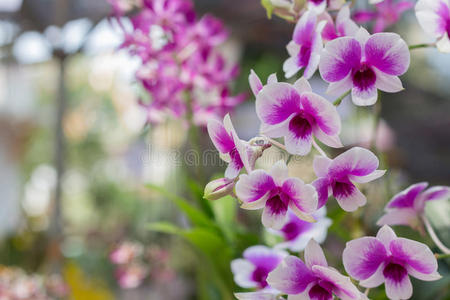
[
  {"left": 109, "top": 0, "right": 244, "bottom": 126},
  {"left": 0, "top": 266, "right": 68, "bottom": 300},
  {"left": 109, "top": 241, "right": 174, "bottom": 289},
  {"left": 201, "top": 1, "right": 449, "bottom": 299}
]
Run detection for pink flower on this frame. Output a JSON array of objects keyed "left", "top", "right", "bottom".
[
  {"left": 284, "top": 11, "right": 325, "bottom": 79},
  {"left": 320, "top": 5, "right": 359, "bottom": 42},
  {"left": 235, "top": 160, "right": 318, "bottom": 229},
  {"left": 343, "top": 225, "right": 441, "bottom": 300},
  {"left": 203, "top": 177, "right": 235, "bottom": 201},
  {"left": 272, "top": 207, "right": 332, "bottom": 252},
  {"left": 267, "top": 239, "right": 361, "bottom": 299},
  {"left": 249, "top": 70, "right": 278, "bottom": 97},
  {"left": 377, "top": 182, "right": 450, "bottom": 229},
  {"left": 256, "top": 78, "right": 342, "bottom": 155},
  {"left": 353, "top": 0, "right": 414, "bottom": 33},
  {"left": 231, "top": 246, "right": 287, "bottom": 291},
  {"left": 416, "top": 0, "right": 450, "bottom": 52},
  {"left": 207, "top": 114, "right": 270, "bottom": 178},
  {"left": 312, "top": 147, "right": 385, "bottom": 211},
  {"left": 319, "top": 28, "right": 410, "bottom": 106},
  {"left": 116, "top": 264, "right": 148, "bottom": 289},
  {"left": 110, "top": 242, "right": 143, "bottom": 265},
  {"left": 308, "top": 0, "right": 345, "bottom": 13}
]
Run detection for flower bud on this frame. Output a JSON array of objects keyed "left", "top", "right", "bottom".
[{"left": 203, "top": 178, "right": 235, "bottom": 201}]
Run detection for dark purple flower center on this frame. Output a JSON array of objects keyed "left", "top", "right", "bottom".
[
  {"left": 289, "top": 114, "right": 313, "bottom": 139},
  {"left": 266, "top": 194, "right": 289, "bottom": 215},
  {"left": 352, "top": 64, "right": 376, "bottom": 91},
  {"left": 251, "top": 266, "right": 269, "bottom": 288},
  {"left": 332, "top": 181, "right": 355, "bottom": 199},
  {"left": 383, "top": 262, "right": 407, "bottom": 283},
  {"left": 281, "top": 217, "right": 314, "bottom": 241},
  {"left": 309, "top": 282, "right": 333, "bottom": 300}
]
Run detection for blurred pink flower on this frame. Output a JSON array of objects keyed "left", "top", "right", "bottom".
[{"left": 110, "top": 241, "right": 144, "bottom": 265}]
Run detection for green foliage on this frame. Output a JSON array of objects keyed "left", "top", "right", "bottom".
[{"left": 261, "top": 0, "right": 274, "bottom": 19}]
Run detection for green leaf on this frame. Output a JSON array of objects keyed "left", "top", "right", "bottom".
[
  {"left": 261, "top": 0, "right": 274, "bottom": 19},
  {"left": 187, "top": 178, "right": 215, "bottom": 219},
  {"left": 146, "top": 183, "right": 218, "bottom": 230}
]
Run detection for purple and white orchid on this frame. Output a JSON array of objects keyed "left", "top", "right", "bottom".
[
  {"left": 272, "top": 207, "right": 332, "bottom": 252},
  {"left": 231, "top": 245, "right": 287, "bottom": 291},
  {"left": 377, "top": 182, "right": 450, "bottom": 230},
  {"left": 321, "top": 5, "right": 359, "bottom": 42},
  {"left": 312, "top": 147, "right": 385, "bottom": 211},
  {"left": 416, "top": 0, "right": 450, "bottom": 53},
  {"left": 249, "top": 70, "right": 278, "bottom": 97},
  {"left": 284, "top": 10, "right": 325, "bottom": 79},
  {"left": 207, "top": 114, "right": 270, "bottom": 178},
  {"left": 343, "top": 225, "right": 441, "bottom": 300},
  {"left": 256, "top": 78, "right": 342, "bottom": 156},
  {"left": 319, "top": 28, "right": 410, "bottom": 106},
  {"left": 267, "top": 239, "right": 361, "bottom": 300},
  {"left": 235, "top": 160, "right": 318, "bottom": 228}
]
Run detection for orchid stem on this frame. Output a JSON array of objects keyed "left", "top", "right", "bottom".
[
  {"left": 364, "top": 288, "right": 370, "bottom": 296},
  {"left": 333, "top": 90, "right": 351, "bottom": 106},
  {"left": 436, "top": 253, "right": 450, "bottom": 259},
  {"left": 409, "top": 43, "right": 435, "bottom": 50},
  {"left": 266, "top": 137, "right": 287, "bottom": 152},
  {"left": 312, "top": 139, "right": 328, "bottom": 158},
  {"left": 286, "top": 154, "right": 293, "bottom": 165},
  {"left": 422, "top": 215, "right": 450, "bottom": 254}
]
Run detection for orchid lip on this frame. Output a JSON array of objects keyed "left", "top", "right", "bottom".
[
  {"left": 383, "top": 262, "right": 408, "bottom": 283},
  {"left": 289, "top": 113, "right": 314, "bottom": 139},
  {"left": 352, "top": 63, "right": 376, "bottom": 91}
]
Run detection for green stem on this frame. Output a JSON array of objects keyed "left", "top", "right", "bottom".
[
  {"left": 409, "top": 43, "right": 435, "bottom": 50},
  {"left": 333, "top": 90, "right": 351, "bottom": 106},
  {"left": 286, "top": 154, "right": 293, "bottom": 165},
  {"left": 436, "top": 253, "right": 450, "bottom": 259},
  {"left": 422, "top": 215, "right": 450, "bottom": 254}
]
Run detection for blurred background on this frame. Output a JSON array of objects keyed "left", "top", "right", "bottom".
[{"left": 0, "top": 0, "right": 449, "bottom": 299}]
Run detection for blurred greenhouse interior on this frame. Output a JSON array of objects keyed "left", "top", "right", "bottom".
[{"left": 0, "top": 0, "right": 449, "bottom": 299}]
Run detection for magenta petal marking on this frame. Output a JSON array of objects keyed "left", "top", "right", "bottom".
[
  {"left": 389, "top": 238, "right": 438, "bottom": 275},
  {"left": 308, "top": 284, "right": 333, "bottom": 300},
  {"left": 312, "top": 178, "right": 330, "bottom": 209},
  {"left": 387, "top": 182, "right": 428, "bottom": 208},
  {"left": 207, "top": 119, "right": 235, "bottom": 153}
]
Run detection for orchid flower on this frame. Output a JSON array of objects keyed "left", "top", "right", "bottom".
[
  {"left": 231, "top": 246, "right": 287, "bottom": 291},
  {"left": 312, "top": 147, "right": 385, "bottom": 211},
  {"left": 308, "top": 0, "right": 345, "bottom": 13},
  {"left": 235, "top": 160, "right": 318, "bottom": 228},
  {"left": 256, "top": 78, "right": 342, "bottom": 156},
  {"left": 116, "top": 264, "right": 148, "bottom": 289},
  {"left": 377, "top": 182, "right": 450, "bottom": 230},
  {"left": 110, "top": 242, "right": 144, "bottom": 265},
  {"left": 320, "top": 5, "right": 359, "bottom": 42},
  {"left": 272, "top": 207, "right": 332, "bottom": 252},
  {"left": 249, "top": 70, "right": 278, "bottom": 97},
  {"left": 343, "top": 225, "right": 441, "bottom": 300},
  {"left": 284, "top": 10, "right": 325, "bottom": 79},
  {"left": 353, "top": 0, "right": 414, "bottom": 33},
  {"left": 267, "top": 239, "right": 361, "bottom": 300},
  {"left": 208, "top": 114, "right": 270, "bottom": 178},
  {"left": 416, "top": 0, "right": 450, "bottom": 52},
  {"left": 319, "top": 28, "right": 410, "bottom": 106}
]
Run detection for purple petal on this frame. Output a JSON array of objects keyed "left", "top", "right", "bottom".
[
  {"left": 336, "top": 5, "right": 359, "bottom": 37},
  {"left": 376, "top": 225, "right": 397, "bottom": 248},
  {"left": 266, "top": 256, "right": 316, "bottom": 294},
  {"left": 312, "top": 177, "right": 331, "bottom": 209},
  {"left": 390, "top": 238, "right": 439, "bottom": 275},
  {"left": 351, "top": 84, "right": 378, "bottom": 106},
  {"left": 384, "top": 268, "right": 412, "bottom": 300},
  {"left": 313, "top": 156, "right": 332, "bottom": 178},
  {"left": 303, "top": 34, "right": 323, "bottom": 79},
  {"left": 236, "top": 170, "right": 276, "bottom": 204},
  {"left": 353, "top": 10, "right": 377, "bottom": 23},
  {"left": 207, "top": 119, "right": 235, "bottom": 153},
  {"left": 305, "top": 239, "right": 328, "bottom": 268},
  {"left": 343, "top": 237, "right": 387, "bottom": 280},
  {"left": 231, "top": 259, "right": 257, "bottom": 288},
  {"left": 376, "top": 208, "right": 420, "bottom": 227},
  {"left": 293, "top": 10, "right": 317, "bottom": 45},
  {"left": 319, "top": 37, "right": 361, "bottom": 82},
  {"left": 225, "top": 150, "right": 244, "bottom": 179},
  {"left": 311, "top": 265, "right": 361, "bottom": 300},
  {"left": 249, "top": 69, "right": 263, "bottom": 96},
  {"left": 359, "top": 263, "right": 386, "bottom": 288},
  {"left": 283, "top": 178, "right": 318, "bottom": 215},
  {"left": 421, "top": 186, "right": 450, "bottom": 202},
  {"left": 262, "top": 195, "right": 289, "bottom": 229},
  {"left": 365, "top": 33, "right": 410, "bottom": 76},
  {"left": 301, "top": 92, "right": 341, "bottom": 136},
  {"left": 329, "top": 147, "right": 380, "bottom": 179},
  {"left": 256, "top": 83, "right": 301, "bottom": 126},
  {"left": 387, "top": 182, "right": 428, "bottom": 208},
  {"left": 332, "top": 181, "right": 366, "bottom": 212}
]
